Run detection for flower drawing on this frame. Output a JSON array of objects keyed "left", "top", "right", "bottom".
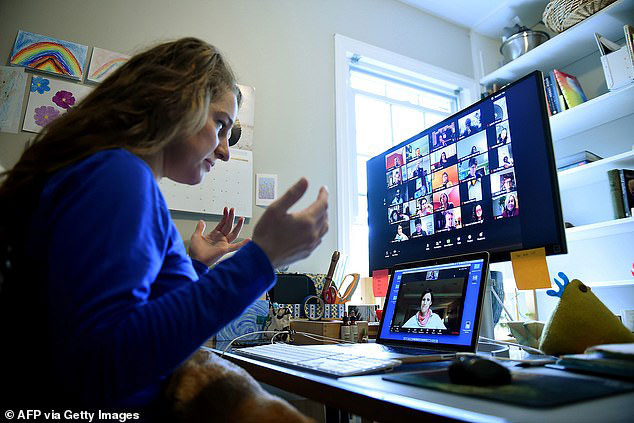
[
  {"left": 30, "top": 76, "right": 50, "bottom": 94},
  {"left": 52, "top": 90, "right": 76, "bottom": 109},
  {"left": 34, "top": 106, "right": 60, "bottom": 127}
]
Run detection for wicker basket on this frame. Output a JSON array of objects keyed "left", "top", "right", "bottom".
[{"left": 543, "top": 0, "right": 617, "bottom": 33}]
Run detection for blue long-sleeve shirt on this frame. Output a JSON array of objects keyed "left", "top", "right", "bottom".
[{"left": 18, "top": 148, "right": 275, "bottom": 407}]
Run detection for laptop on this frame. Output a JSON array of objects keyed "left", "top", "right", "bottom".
[{"left": 237, "top": 251, "right": 490, "bottom": 367}]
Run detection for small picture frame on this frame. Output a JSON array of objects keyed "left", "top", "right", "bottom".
[{"left": 256, "top": 174, "right": 277, "bottom": 206}]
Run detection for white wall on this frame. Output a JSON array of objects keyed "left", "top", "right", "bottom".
[{"left": 0, "top": 0, "right": 477, "bottom": 273}]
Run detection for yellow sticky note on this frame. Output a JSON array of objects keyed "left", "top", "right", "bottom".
[{"left": 511, "top": 247, "right": 551, "bottom": 290}]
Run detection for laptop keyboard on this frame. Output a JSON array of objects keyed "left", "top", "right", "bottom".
[{"left": 235, "top": 343, "right": 402, "bottom": 377}]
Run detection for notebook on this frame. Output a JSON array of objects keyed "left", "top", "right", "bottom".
[{"left": 239, "top": 251, "right": 490, "bottom": 365}]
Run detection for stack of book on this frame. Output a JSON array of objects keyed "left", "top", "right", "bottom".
[
  {"left": 543, "top": 69, "right": 588, "bottom": 116},
  {"left": 556, "top": 151, "right": 602, "bottom": 171},
  {"left": 556, "top": 343, "right": 634, "bottom": 381},
  {"left": 608, "top": 168, "right": 634, "bottom": 218}
]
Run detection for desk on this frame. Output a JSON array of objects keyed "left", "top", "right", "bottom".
[{"left": 211, "top": 347, "right": 634, "bottom": 423}]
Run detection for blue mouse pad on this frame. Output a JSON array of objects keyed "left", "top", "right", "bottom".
[{"left": 383, "top": 370, "right": 634, "bottom": 407}]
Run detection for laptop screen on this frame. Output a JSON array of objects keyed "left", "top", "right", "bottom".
[{"left": 377, "top": 252, "right": 488, "bottom": 352}]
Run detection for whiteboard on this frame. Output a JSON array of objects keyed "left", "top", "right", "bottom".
[{"left": 159, "top": 148, "right": 253, "bottom": 217}]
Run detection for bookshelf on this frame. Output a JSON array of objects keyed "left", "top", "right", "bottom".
[
  {"left": 480, "top": 0, "right": 634, "bottom": 86},
  {"left": 479, "top": 0, "right": 634, "bottom": 289},
  {"left": 557, "top": 149, "right": 634, "bottom": 190},
  {"left": 549, "top": 84, "right": 634, "bottom": 140},
  {"left": 566, "top": 216, "right": 634, "bottom": 241}
]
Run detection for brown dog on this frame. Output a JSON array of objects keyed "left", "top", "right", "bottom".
[{"left": 163, "top": 348, "right": 315, "bottom": 423}]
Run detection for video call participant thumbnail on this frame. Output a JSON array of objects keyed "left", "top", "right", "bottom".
[
  {"left": 392, "top": 223, "right": 410, "bottom": 242},
  {"left": 458, "top": 153, "right": 488, "bottom": 182},
  {"left": 431, "top": 122, "right": 456, "bottom": 151},
  {"left": 433, "top": 186, "right": 459, "bottom": 212},
  {"left": 456, "top": 130, "right": 488, "bottom": 160},
  {"left": 405, "top": 135, "right": 429, "bottom": 162},
  {"left": 392, "top": 269, "right": 468, "bottom": 334},
  {"left": 410, "top": 215, "right": 434, "bottom": 238},
  {"left": 492, "top": 96, "right": 508, "bottom": 122},
  {"left": 408, "top": 176, "right": 431, "bottom": 200},
  {"left": 458, "top": 109, "right": 482, "bottom": 138},
  {"left": 494, "top": 122, "right": 511, "bottom": 146},
  {"left": 431, "top": 165, "right": 459, "bottom": 192},
  {"left": 435, "top": 207, "right": 462, "bottom": 231},
  {"left": 462, "top": 201, "right": 486, "bottom": 226},
  {"left": 385, "top": 149, "right": 405, "bottom": 170},
  {"left": 492, "top": 192, "right": 519, "bottom": 219},
  {"left": 490, "top": 169, "right": 516, "bottom": 196},
  {"left": 431, "top": 143, "right": 457, "bottom": 171}
]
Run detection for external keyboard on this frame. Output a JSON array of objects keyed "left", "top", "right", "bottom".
[{"left": 235, "top": 343, "right": 402, "bottom": 377}]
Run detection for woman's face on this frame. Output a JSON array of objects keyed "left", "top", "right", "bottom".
[
  {"left": 442, "top": 173, "right": 448, "bottom": 183},
  {"left": 441, "top": 194, "right": 448, "bottom": 206},
  {"left": 441, "top": 152, "right": 447, "bottom": 160},
  {"left": 420, "top": 293, "right": 432, "bottom": 314},
  {"left": 397, "top": 225, "right": 403, "bottom": 234},
  {"left": 163, "top": 90, "right": 237, "bottom": 184},
  {"left": 500, "top": 129, "right": 507, "bottom": 139},
  {"left": 507, "top": 195, "right": 516, "bottom": 210},
  {"left": 475, "top": 205, "right": 483, "bottom": 217}
]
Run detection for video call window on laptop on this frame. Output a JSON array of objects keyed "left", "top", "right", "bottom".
[{"left": 378, "top": 252, "right": 488, "bottom": 353}]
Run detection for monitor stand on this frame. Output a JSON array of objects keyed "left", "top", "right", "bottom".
[{"left": 478, "top": 270, "right": 505, "bottom": 348}]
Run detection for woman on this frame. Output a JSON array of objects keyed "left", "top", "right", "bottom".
[
  {"left": 439, "top": 151, "right": 448, "bottom": 167},
  {"left": 473, "top": 204, "right": 484, "bottom": 222},
  {"left": 502, "top": 194, "right": 519, "bottom": 217},
  {"left": 390, "top": 209, "right": 400, "bottom": 223},
  {"left": 441, "top": 171, "right": 452, "bottom": 188},
  {"left": 497, "top": 127, "right": 509, "bottom": 144},
  {"left": 394, "top": 224, "right": 409, "bottom": 241},
  {"left": 402, "top": 289, "right": 446, "bottom": 329},
  {"left": 439, "top": 192, "right": 454, "bottom": 210},
  {"left": 0, "top": 38, "right": 328, "bottom": 410}
]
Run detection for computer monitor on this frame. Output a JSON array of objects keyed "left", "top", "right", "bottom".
[{"left": 366, "top": 71, "right": 566, "bottom": 274}]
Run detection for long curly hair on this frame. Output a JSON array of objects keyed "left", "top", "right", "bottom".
[{"left": 0, "top": 37, "right": 241, "bottom": 289}]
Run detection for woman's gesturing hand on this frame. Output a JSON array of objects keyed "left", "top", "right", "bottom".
[
  {"left": 252, "top": 178, "right": 329, "bottom": 268},
  {"left": 189, "top": 207, "right": 250, "bottom": 267}
]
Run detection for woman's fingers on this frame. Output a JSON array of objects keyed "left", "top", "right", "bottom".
[{"left": 227, "top": 216, "right": 244, "bottom": 241}]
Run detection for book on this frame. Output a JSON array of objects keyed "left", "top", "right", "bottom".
[
  {"left": 543, "top": 75, "right": 556, "bottom": 116},
  {"left": 556, "top": 151, "right": 602, "bottom": 169},
  {"left": 608, "top": 169, "right": 626, "bottom": 219},
  {"left": 553, "top": 69, "right": 588, "bottom": 108},
  {"left": 624, "top": 25, "right": 634, "bottom": 68},
  {"left": 557, "top": 352, "right": 634, "bottom": 380},
  {"left": 619, "top": 169, "right": 634, "bottom": 218},
  {"left": 549, "top": 70, "right": 564, "bottom": 113}
]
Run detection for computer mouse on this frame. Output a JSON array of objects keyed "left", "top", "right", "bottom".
[{"left": 448, "top": 356, "right": 511, "bottom": 386}]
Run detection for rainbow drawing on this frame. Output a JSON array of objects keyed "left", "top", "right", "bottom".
[
  {"left": 87, "top": 47, "right": 130, "bottom": 83},
  {"left": 10, "top": 30, "right": 87, "bottom": 80}
]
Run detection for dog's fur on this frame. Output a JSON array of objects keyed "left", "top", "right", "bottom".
[{"left": 163, "top": 348, "right": 315, "bottom": 423}]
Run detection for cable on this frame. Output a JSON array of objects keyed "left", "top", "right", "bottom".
[{"left": 221, "top": 330, "right": 288, "bottom": 356}]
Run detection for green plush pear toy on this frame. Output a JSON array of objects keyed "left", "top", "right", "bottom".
[{"left": 539, "top": 272, "right": 634, "bottom": 355}]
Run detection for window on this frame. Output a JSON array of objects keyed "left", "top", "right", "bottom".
[{"left": 335, "top": 35, "right": 478, "bottom": 277}]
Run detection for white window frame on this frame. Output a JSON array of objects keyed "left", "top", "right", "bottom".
[{"left": 334, "top": 34, "right": 480, "bottom": 273}]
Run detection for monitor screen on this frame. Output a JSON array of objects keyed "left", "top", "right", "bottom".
[
  {"left": 377, "top": 253, "right": 488, "bottom": 351},
  {"left": 367, "top": 71, "right": 566, "bottom": 273}
]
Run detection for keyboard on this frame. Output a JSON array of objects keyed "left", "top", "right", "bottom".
[{"left": 235, "top": 343, "right": 402, "bottom": 377}]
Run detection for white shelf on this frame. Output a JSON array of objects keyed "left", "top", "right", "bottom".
[
  {"left": 557, "top": 149, "right": 634, "bottom": 191},
  {"left": 480, "top": 0, "right": 634, "bottom": 86},
  {"left": 566, "top": 216, "right": 634, "bottom": 241},
  {"left": 549, "top": 84, "right": 634, "bottom": 140}
]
